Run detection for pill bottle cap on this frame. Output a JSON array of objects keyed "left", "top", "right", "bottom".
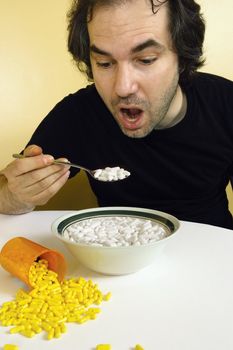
[{"left": 0, "top": 237, "right": 66, "bottom": 287}]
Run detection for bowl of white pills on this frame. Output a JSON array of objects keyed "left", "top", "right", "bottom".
[{"left": 52, "top": 207, "right": 180, "bottom": 275}]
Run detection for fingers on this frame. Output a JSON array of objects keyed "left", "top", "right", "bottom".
[
  {"left": 5, "top": 154, "right": 54, "bottom": 177},
  {"left": 16, "top": 164, "right": 70, "bottom": 191},
  {"left": 25, "top": 170, "right": 71, "bottom": 206},
  {"left": 10, "top": 168, "right": 70, "bottom": 206},
  {"left": 1, "top": 145, "right": 72, "bottom": 208},
  {"left": 4, "top": 163, "right": 70, "bottom": 207},
  {"left": 23, "top": 144, "right": 43, "bottom": 157}
]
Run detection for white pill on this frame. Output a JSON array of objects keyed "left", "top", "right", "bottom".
[{"left": 94, "top": 169, "right": 102, "bottom": 178}]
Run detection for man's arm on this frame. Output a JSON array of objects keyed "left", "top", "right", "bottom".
[
  {"left": 0, "top": 145, "right": 71, "bottom": 215},
  {"left": 0, "top": 173, "right": 35, "bottom": 214}
]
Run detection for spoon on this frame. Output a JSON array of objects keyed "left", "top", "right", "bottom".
[{"left": 12, "top": 154, "right": 130, "bottom": 182}]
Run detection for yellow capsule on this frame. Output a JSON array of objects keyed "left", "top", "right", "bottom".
[
  {"left": 23, "top": 314, "right": 40, "bottom": 321},
  {"left": 47, "top": 300, "right": 62, "bottom": 306},
  {"left": 96, "top": 344, "right": 112, "bottom": 350},
  {"left": 3, "top": 345, "right": 19, "bottom": 350},
  {"left": 41, "top": 321, "right": 52, "bottom": 332},
  {"left": 59, "top": 322, "right": 67, "bottom": 333},
  {"left": 24, "top": 324, "right": 32, "bottom": 331},
  {"left": 17, "top": 300, "right": 29, "bottom": 306},
  {"left": 135, "top": 345, "right": 145, "bottom": 350},
  {"left": 17, "top": 304, "right": 28, "bottom": 311},
  {"left": 93, "top": 292, "right": 100, "bottom": 300},
  {"left": 65, "top": 317, "right": 74, "bottom": 322},
  {"left": 2, "top": 320, "right": 13, "bottom": 326},
  {"left": 49, "top": 286, "right": 61, "bottom": 293},
  {"left": 103, "top": 292, "right": 112, "bottom": 301},
  {"left": 54, "top": 325, "right": 61, "bottom": 338},
  {"left": 83, "top": 300, "right": 93, "bottom": 307},
  {"left": 39, "top": 313, "right": 47, "bottom": 320},
  {"left": 77, "top": 294, "right": 84, "bottom": 302},
  {"left": 46, "top": 316, "right": 60, "bottom": 324},
  {"left": 47, "top": 327, "right": 55, "bottom": 340},
  {"left": 78, "top": 277, "right": 86, "bottom": 285},
  {"left": 63, "top": 291, "right": 72, "bottom": 299},
  {"left": 2, "top": 301, "right": 13, "bottom": 307},
  {"left": 32, "top": 325, "right": 42, "bottom": 333},
  {"left": 37, "top": 284, "right": 48, "bottom": 291},
  {"left": 21, "top": 307, "right": 34, "bottom": 313},
  {"left": 21, "top": 329, "right": 36, "bottom": 338},
  {"left": 10, "top": 325, "right": 25, "bottom": 334},
  {"left": 64, "top": 302, "right": 78, "bottom": 309},
  {"left": 89, "top": 307, "right": 101, "bottom": 314},
  {"left": 57, "top": 317, "right": 67, "bottom": 323},
  {"left": 89, "top": 314, "right": 97, "bottom": 320},
  {"left": 41, "top": 303, "right": 48, "bottom": 313},
  {"left": 83, "top": 290, "right": 89, "bottom": 298},
  {"left": 51, "top": 310, "right": 62, "bottom": 318},
  {"left": 77, "top": 315, "right": 90, "bottom": 324},
  {"left": 29, "top": 320, "right": 40, "bottom": 327}
]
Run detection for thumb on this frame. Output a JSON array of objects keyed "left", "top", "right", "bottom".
[{"left": 23, "top": 144, "right": 43, "bottom": 157}]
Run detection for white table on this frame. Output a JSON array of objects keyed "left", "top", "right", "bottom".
[{"left": 0, "top": 211, "right": 233, "bottom": 350}]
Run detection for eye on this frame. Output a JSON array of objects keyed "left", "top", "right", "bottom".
[
  {"left": 138, "top": 57, "right": 157, "bottom": 65},
  {"left": 96, "top": 61, "right": 113, "bottom": 69}
]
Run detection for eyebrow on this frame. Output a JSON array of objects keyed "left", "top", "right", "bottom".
[
  {"left": 131, "top": 39, "right": 164, "bottom": 53},
  {"left": 90, "top": 39, "right": 164, "bottom": 57}
]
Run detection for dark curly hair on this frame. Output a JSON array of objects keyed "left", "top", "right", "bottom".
[{"left": 67, "top": 0, "right": 205, "bottom": 86}]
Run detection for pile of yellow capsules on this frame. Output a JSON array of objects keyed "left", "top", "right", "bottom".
[{"left": 0, "top": 259, "right": 111, "bottom": 340}]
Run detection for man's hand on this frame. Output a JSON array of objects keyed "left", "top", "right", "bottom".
[{"left": 0, "top": 145, "right": 70, "bottom": 214}]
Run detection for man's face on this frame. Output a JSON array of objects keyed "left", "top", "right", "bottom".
[{"left": 88, "top": 0, "right": 181, "bottom": 138}]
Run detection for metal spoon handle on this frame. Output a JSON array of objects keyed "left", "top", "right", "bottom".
[
  {"left": 53, "top": 160, "right": 91, "bottom": 173},
  {"left": 12, "top": 154, "right": 25, "bottom": 159},
  {"left": 12, "top": 154, "right": 90, "bottom": 173}
]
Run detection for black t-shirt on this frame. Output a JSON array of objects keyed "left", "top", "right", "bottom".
[{"left": 26, "top": 72, "right": 233, "bottom": 229}]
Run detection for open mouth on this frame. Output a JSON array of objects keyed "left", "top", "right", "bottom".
[
  {"left": 121, "top": 108, "right": 143, "bottom": 119},
  {"left": 118, "top": 108, "right": 144, "bottom": 130}
]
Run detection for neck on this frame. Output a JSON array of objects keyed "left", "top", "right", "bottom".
[{"left": 157, "top": 86, "right": 187, "bottom": 129}]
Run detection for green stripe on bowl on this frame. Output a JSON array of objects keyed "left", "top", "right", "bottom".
[{"left": 56, "top": 209, "right": 177, "bottom": 236}]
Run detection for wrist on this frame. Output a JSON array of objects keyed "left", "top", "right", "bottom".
[{"left": 0, "top": 174, "right": 35, "bottom": 214}]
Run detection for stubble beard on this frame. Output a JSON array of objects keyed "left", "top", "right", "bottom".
[{"left": 112, "top": 76, "right": 179, "bottom": 139}]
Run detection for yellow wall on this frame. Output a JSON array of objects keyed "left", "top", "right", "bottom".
[
  {"left": 0, "top": 0, "right": 97, "bottom": 210},
  {"left": 0, "top": 1, "right": 232, "bottom": 211}
]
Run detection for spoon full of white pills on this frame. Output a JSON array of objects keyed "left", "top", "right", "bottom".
[
  {"left": 54, "top": 161, "right": 131, "bottom": 182},
  {"left": 12, "top": 154, "right": 131, "bottom": 182}
]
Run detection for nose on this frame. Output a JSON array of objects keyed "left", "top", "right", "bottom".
[{"left": 114, "top": 63, "right": 138, "bottom": 98}]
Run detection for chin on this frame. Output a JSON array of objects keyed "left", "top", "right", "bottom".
[{"left": 121, "top": 126, "right": 152, "bottom": 139}]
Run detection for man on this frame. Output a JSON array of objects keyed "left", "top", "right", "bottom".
[{"left": 0, "top": 0, "right": 232, "bottom": 228}]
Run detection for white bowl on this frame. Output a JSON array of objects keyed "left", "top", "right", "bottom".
[{"left": 51, "top": 207, "right": 180, "bottom": 275}]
